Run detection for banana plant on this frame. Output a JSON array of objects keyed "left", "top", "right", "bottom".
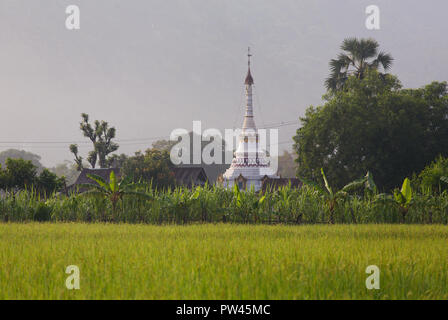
[
  {"left": 231, "top": 183, "right": 266, "bottom": 223},
  {"left": 393, "top": 178, "right": 413, "bottom": 221},
  {"left": 375, "top": 177, "right": 412, "bottom": 222},
  {"left": 80, "top": 171, "right": 151, "bottom": 215},
  {"left": 301, "top": 169, "right": 375, "bottom": 223}
]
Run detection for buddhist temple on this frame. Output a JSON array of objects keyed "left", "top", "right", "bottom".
[{"left": 222, "top": 49, "right": 278, "bottom": 191}]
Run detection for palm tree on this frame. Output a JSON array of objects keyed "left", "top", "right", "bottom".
[
  {"left": 325, "top": 38, "right": 393, "bottom": 91},
  {"left": 80, "top": 171, "right": 150, "bottom": 216}
]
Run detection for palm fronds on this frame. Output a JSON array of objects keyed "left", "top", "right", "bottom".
[{"left": 326, "top": 38, "right": 393, "bottom": 91}]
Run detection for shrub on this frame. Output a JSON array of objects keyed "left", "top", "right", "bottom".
[
  {"left": 417, "top": 156, "right": 448, "bottom": 194},
  {"left": 34, "top": 202, "right": 52, "bottom": 222},
  {"left": 0, "top": 183, "right": 447, "bottom": 225}
]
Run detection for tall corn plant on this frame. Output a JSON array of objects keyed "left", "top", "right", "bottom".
[
  {"left": 231, "top": 184, "right": 266, "bottom": 223},
  {"left": 165, "top": 186, "right": 197, "bottom": 224},
  {"left": 269, "top": 185, "right": 303, "bottom": 224},
  {"left": 190, "top": 183, "right": 226, "bottom": 223}
]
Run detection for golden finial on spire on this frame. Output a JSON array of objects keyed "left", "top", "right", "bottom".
[{"left": 247, "top": 47, "right": 252, "bottom": 68}]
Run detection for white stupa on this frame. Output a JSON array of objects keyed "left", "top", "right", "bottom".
[{"left": 222, "top": 49, "right": 278, "bottom": 191}]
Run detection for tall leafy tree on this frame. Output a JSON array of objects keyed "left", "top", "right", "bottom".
[
  {"left": 294, "top": 69, "right": 448, "bottom": 191},
  {"left": 0, "top": 158, "right": 64, "bottom": 196},
  {"left": 69, "top": 144, "right": 83, "bottom": 171},
  {"left": 1, "top": 158, "right": 37, "bottom": 192},
  {"left": 36, "top": 168, "right": 65, "bottom": 197},
  {"left": 122, "top": 149, "right": 175, "bottom": 188},
  {"left": 325, "top": 37, "right": 393, "bottom": 92},
  {"left": 106, "top": 153, "right": 128, "bottom": 168},
  {"left": 69, "top": 113, "right": 119, "bottom": 170}
]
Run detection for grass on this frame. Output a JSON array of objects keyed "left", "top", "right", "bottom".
[{"left": 0, "top": 223, "right": 447, "bottom": 299}]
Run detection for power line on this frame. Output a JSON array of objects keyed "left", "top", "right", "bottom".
[
  {"left": 0, "top": 121, "right": 300, "bottom": 149},
  {"left": 259, "top": 120, "right": 298, "bottom": 129},
  {"left": 0, "top": 136, "right": 170, "bottom": 145}
]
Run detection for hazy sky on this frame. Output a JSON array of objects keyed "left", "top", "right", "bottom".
[{"left": 0, "top": 0, "right": 447, "bottom": 166}]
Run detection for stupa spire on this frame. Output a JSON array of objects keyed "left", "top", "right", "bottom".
[
  {"left": 242, "top": 47, "right": 256, "bottom": 129},
  {"left": 244, "top": 47, "right": 254, "bottom": 85}
]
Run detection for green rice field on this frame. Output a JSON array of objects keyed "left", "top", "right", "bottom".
[{"left": 0, "top": 223, "right": 447, "bottom": 299}]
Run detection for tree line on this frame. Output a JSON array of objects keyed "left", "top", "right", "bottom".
[
  {"left": 2, "top": 37, "right": 447, "bottom": 196},
  {"left": 294, "top": 37, "right": 448, "bottom": 192},
  {"left": 0, "top": 158, "right": 64, "bottom": 197}
]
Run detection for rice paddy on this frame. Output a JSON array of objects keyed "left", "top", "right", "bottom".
[{"left": 0, "top": 223, "right": 446, "bottom": 299}]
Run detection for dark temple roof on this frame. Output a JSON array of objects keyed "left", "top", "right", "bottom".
[
  {"left": 172, "top": 166, "right": 208, "bottom": 187},
  {"left": 67, "top": 166, "right": 208, "bottom": 193},
  {"left": 66, "top": 168, "right": 121, "bottom": 193}
]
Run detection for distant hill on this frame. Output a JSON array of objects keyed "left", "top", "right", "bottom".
[{"left": 0, "top": 149, "right": 44, "bottom": 172}]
